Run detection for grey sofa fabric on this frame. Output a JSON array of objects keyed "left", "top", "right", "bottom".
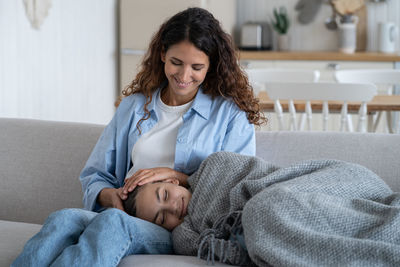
[
  {"left": 119, "top": 255, "right": 230, "bottom": 267},
  {"left": 256, "top": 131, "right": 400, "bottom": 191},
  {"left": 0, "top": 118, "right": 103, "bottom": 224},
  {"left": 1, "top": 118, "right": 400, "bottom": 267},
  {"left": 0, "top": 220, "right": 42, "bottom": 267}
]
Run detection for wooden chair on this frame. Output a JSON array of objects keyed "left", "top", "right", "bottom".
[
  {"left": 265, "top": 82, "right": 377, "bottom": 132},
  {"left": 335, "top": 69, "right": 400, "bottom": 133},
  {"left": 246, "top": 68, "right": 320, "bottom": 95},
  {"left": 246, "top": 68, "right": 320, "bottom": 130}
]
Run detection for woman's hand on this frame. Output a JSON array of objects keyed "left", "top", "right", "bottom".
[
  {"left": 97, "top": 187, "right": 126, "bottom": 211},
  {"left": 123, "top": 167, "right": 188, "bottom": 194}
]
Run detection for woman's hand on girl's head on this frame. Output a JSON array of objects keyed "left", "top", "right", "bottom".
[
  {"left": 123, "top": 167, "right": 188, "bottom": 194},
  {"left": 123, "top": 167, "right": 175, "bottom": 194}
]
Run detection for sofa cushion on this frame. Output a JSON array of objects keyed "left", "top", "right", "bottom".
[
  {"left": 119, "top": 254, "right": 230, "bottom": 266},
  {"left": 0, "top": 220, "right": 42, "bottom": 267}
]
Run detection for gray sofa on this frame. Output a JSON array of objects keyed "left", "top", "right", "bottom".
[{"left": 1, "top": 118, "right": 400, "bottom": 267}]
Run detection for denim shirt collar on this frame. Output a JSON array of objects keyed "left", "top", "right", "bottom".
[
  {"left": 146, "top": 85, "right": 212, "bottom": 120},
  {"left": 189, "top": 86, "right": 211, "bottom": 120},
  {"left": 147, "top": 89, "right": 160, "bottom": 115}
]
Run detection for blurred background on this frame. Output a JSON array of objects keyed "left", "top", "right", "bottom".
[{"left": 0, "top": 0, "right": 399, "bottom": 125}]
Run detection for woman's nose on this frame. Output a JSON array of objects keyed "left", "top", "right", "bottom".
[{"left": 178, "top": 66, "right": 191, "bottom": 82}]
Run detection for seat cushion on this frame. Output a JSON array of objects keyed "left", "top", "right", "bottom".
[
  {"left": 119, "top": 254, "right": 231, "bottom": 266},
  {"left": 0, "top": 220, "right": 42, "bottom": 267}
]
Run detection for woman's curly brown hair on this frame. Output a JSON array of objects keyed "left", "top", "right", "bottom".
[{"left": 120, "top": 7, "right": 266, "bottom": 130}]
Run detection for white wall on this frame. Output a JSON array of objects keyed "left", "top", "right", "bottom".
[
  {"left": 0, "top": 0, "right": 117, "bottom": 125},
  {"left": 237, "top": 0, "right": 400, "bottom": 52}
]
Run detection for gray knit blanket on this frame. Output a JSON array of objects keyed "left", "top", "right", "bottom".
[{"left": 172, "top": 151, "right": 400, "bottom": 266}]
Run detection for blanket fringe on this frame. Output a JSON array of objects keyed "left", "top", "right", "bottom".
[{"left": 197, "top": 211, "right": 250, "bottom": 266}]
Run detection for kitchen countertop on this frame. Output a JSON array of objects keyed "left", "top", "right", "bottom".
[{"left": 238, "top": 51, "right": 400, "bottom": 62}]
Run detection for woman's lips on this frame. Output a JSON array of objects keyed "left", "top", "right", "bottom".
[{"left": 174, "top": 77, "right": 193, "bottom": 89}]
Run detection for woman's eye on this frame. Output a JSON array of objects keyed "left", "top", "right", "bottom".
[
  {"left": 164, "top": 190, "right": 168, "bottom": 201},
  {"left": 171, "top": 61, "right": 180, "bottom": 66}
]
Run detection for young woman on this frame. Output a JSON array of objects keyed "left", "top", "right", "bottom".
[{"left": 12, "top": 7, "right": 265, "bottom": 267}]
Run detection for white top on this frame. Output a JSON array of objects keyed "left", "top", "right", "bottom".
[{"left": 126, "top": 92, "right": 193, "bottom": 178}]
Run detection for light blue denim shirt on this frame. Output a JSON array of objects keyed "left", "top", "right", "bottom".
[{"left": 80, "top": 87, "right": 255, "bottom": 212}]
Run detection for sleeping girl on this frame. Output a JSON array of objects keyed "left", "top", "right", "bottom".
[
  {"left": 124, "top": 151, "right": 400, "bottom": 267},
  {"left": 123, "top": 177, "right": 192, "bottom": 231}
]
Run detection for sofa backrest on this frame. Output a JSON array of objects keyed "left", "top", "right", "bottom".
[
  {"left": 255, "top": 131, "right": 400, "bottom": 191},
  {"left": 0, "top": 118, "right": 104, "bottom": 224},
  {"left": 1, "top": 118, "right": 399, "bottom": 225}
]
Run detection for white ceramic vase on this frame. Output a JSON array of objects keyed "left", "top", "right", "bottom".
[
  {"left": 277, "top": 34, "right": 290, "bottom": 51},
  {"left": 336, "top": 15, "right": 358, "bottom": 54}
]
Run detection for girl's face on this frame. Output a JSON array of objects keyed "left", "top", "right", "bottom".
[
  {"left": 135, "top": 182, "right": 192, "bottom": 231},
  {"left": 161, "top": 40, "right": 210, "bottom": 105}
]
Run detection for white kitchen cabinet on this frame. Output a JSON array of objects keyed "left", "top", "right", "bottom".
[{"left": 119, "top": 0, "right": 236, "bottom": 92}]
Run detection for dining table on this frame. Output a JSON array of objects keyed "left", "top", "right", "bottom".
[{"left": 257, "top": 91, "right": 400, "bottom": 133}]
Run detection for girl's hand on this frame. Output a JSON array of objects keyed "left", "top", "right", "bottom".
[{"left": 123, "top": 167, "right": 188, "bottom": 194}]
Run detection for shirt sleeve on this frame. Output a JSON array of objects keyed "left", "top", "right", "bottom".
[
  {"left": 79, "top": 99, "right": 131, "bottom": 212},
  {"left": 79, "top": 115, "right": 119, "bottom": 212},
  {"left": 221, "top": 109, "right": 256, "bottom": 156}
]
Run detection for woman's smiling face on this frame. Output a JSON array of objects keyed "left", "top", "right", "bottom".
[
  {"left": 134, "top": 182, "right": 192, "bottom": 231},
  {"left": 161, "top": 40, "right": 210, "bottom": 105}
]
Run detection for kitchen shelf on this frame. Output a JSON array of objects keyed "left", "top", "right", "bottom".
[{"left": 238, "top": 51, "right": 400, "bottom": 62}]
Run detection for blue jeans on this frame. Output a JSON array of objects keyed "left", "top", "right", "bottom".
[{"left": 12, "top": 208, "right": 173, "bottom": 267}]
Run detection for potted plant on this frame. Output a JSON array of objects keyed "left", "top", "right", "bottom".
[{"left": 272, "top": 6, "right": 290, "bottom": 51}]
